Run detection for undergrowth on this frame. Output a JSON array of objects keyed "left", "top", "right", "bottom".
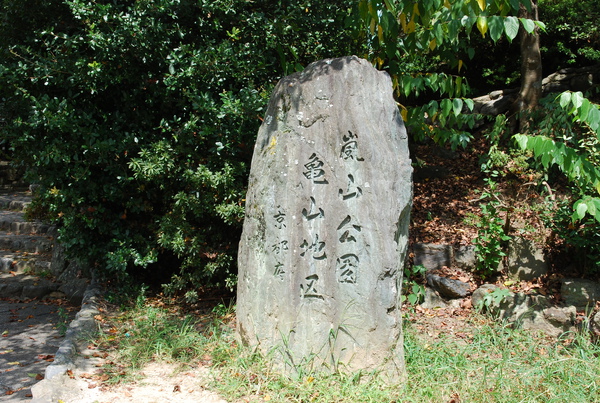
[{"left": 95, "top": 295, "right": 600, "bottom": 402}]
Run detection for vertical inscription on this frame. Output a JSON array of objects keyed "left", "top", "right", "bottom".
[
  {"left": 292, "top": 130, "right": 369, "bottom": 291},
  {"left": 302, "top": 197, "right": 324, "bottom": 221},
  {"left": 300, "top": 235, "right": 327, "bottom": 260},
  {"left": 340, "top": 131, "right": 364, "bottom": 161},
  {"left": 339, "top": 174, "right": 362, "bottom": 200},
  {"left": 301, "top": 274, "right": 323, "bottom": 299},
  {"left": 303, "top": 153, "right": 328, "bottom": 184},
  {"left": 336, "top": 254, "right": 359, "bottom": 284},
  {"left": 272, "top": 208, "right": 288, "bottom": 279}
]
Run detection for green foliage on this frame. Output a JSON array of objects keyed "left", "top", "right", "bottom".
[
  {"left": 546, "top": 200, "right": 600, "bottom": 274},
  {"left": 402, "top": 264, "right": 427, "bottom": 305},
  {"left": 514, "top": 91, "right": 600, "bottom": 273},
  {"left": 0, "top": 0, "right": 359, "bottom": 286},
  {"left": 210, "top": 314, "right": 600, "bottom": 402},
  {"left": 473, "top": 175, "right": 512, "bottom": 278},
  {"left": 540, "top": 0, "right": 600, "bottom": 70},
  {"left": 475, "top": 286, "right": 512, "bottom": 311},
  {"left": 352, "top": 0, "right": 544, "bottom": 148},
  {"left": 56, "top": 307, "right": 70, "bottom": 337},
  {"left": 97, "top": 302, "right": 207, "bottom": 383},
  {"left": 515, "top": 91, "right": 600, "bottom": 222}
]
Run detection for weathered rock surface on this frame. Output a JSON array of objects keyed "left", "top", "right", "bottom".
[
  {"left": 473, "top": 284, "right": 577, "bottom": 337},
  {"left": 413, "top": 243, "right": 452, "bottom": 271},
  {"left": 506, "top": 237, "right": 548, "bottom": 281},
  {"left": 454, "top": 245, "right": 477, "bottom": 270},
  {"left": 561, "top": 278, "right": 600, "bottom": 310},
  {"left": 470, "top": 64, "right": 600, "bottom": 116},
  {"left": 426, "top": 273, "right": 469, "bottom": 299},
  {"left": 420, "top": 287, "right": 461, "bottom": 309},
  {"left": 237, "top": 56, "right": 412, "bottom": 379}
]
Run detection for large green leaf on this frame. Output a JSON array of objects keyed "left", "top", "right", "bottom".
[
  {"left": 519, "top": 18, "right": 535, "bottom": 33},
  {"left": 441, "top": 98, "right": 452, "bottom": 117},
  {"left": 488, "top": 16, "right": 504, "bottom": 42},
  {"left": 588, "top": 106, "right": 600, "bottom": 132},
  {"left": 452, "top": 98, "right": 463, "bottom": 117},
  {"left": 503, "top": 16, "right": 519, "bottom": 42}
]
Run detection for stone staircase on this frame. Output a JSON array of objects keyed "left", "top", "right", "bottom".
[
  {"left": 0, "top": 189, "right": 62, "bottom": 300},
  {"left": 0, "top": 192, "right": 55, "bottom": 268}
]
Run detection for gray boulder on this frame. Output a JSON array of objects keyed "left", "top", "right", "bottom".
[
  {"left": 236, "top": 56, "right": 412, "bottom": 379},
  {"left": 420, "top": 287, "right": 462, "bottom": 309},
  {"left": 454, "top": 245, "right": 477, "bottom": 271},
  {"left": 561, "top": 278, "right": 600, "bottom": 310},
  {"left": 473, "top": 284, "right": 575, "bottom": 337},
  {"left": 426, "top": 273, "right": 469, "bottom": 299},
  {"left": 413, "top": 243, "right": 452, "bottom": 271},
  {"left": 506, "top": 237, "right": 548, "bottom": 281}
]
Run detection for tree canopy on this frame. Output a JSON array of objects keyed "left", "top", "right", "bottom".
[{"left": 1, "top": 0, "right": 600, "bottom": 287}]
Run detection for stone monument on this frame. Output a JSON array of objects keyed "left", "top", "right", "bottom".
[{"left": 237, "top": 56, "right": 412, "bottom": 378}]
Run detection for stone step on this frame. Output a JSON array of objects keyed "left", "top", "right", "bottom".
[
  {"left": 0, "top": 250, "right": 52, "bottom": 274},
  {"left": 0, "top": 233, "right": 53, "bottom": 254},
  {"left": 0, "top": 210, "right": 56, "bottom": 236},
  {"left": 0, "top": 190, "right": 32, "bottom": 211},
  {"left": 0, "top": 210, "right": 57, "bottom": 235},
  {"left": 0, "top": 272, "right": 62, "bottom": 300}
]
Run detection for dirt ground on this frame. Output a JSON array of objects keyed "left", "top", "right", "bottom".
[{"left": 60, "top": 360, "right": 227, "bottom": 403}]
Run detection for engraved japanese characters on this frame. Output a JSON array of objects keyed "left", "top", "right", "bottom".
[{"left": 237, "top": 56, "right": 412, "bottom": 379}]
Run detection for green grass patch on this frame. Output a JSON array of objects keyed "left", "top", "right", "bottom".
[{"left": 95, "top": 298, "right": 600, "bottom": 402}]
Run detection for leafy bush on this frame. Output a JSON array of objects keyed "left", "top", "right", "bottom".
[
  {"left": 0, "top": 0, "right": 360, "bottom": 287},
  {"left": 473, "top": 175, "right": 512, "bottom": 278},
  {"left": 539, "top": 0, "right": 600, "bottom": 71},
  {"left": 515, "top": 91, "right": 600, "bottom": 273}
]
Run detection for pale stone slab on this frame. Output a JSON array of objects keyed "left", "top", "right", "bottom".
[{"left": 237, "top": 56, "right": 412, "bottom": 379}]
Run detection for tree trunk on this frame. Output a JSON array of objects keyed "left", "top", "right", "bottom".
[{"left": 516, "top": 0, "right": 542, "bottom": 132}]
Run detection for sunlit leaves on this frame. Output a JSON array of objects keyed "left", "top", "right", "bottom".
[
  {"left": 477, "top": 16, "right": 488, "bottom": 37},
  {"left": 573, "top": 197, "right": 600, "bottom": 222},
  {"left": 503, "top": 16, "right": 519, "bottom": 41},
  {"left": 559, "top": 91, "right": 600, "bottom": 132},
  {"left": 514, "top": 92, "right": 600, "bottom": 222},
  {"left": 519, "top": 17, "right": 535, "bottom": 33}
]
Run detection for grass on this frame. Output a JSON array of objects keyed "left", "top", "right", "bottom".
[{"left": 94, "top": 294, "right": 600, "bottom": 402}]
